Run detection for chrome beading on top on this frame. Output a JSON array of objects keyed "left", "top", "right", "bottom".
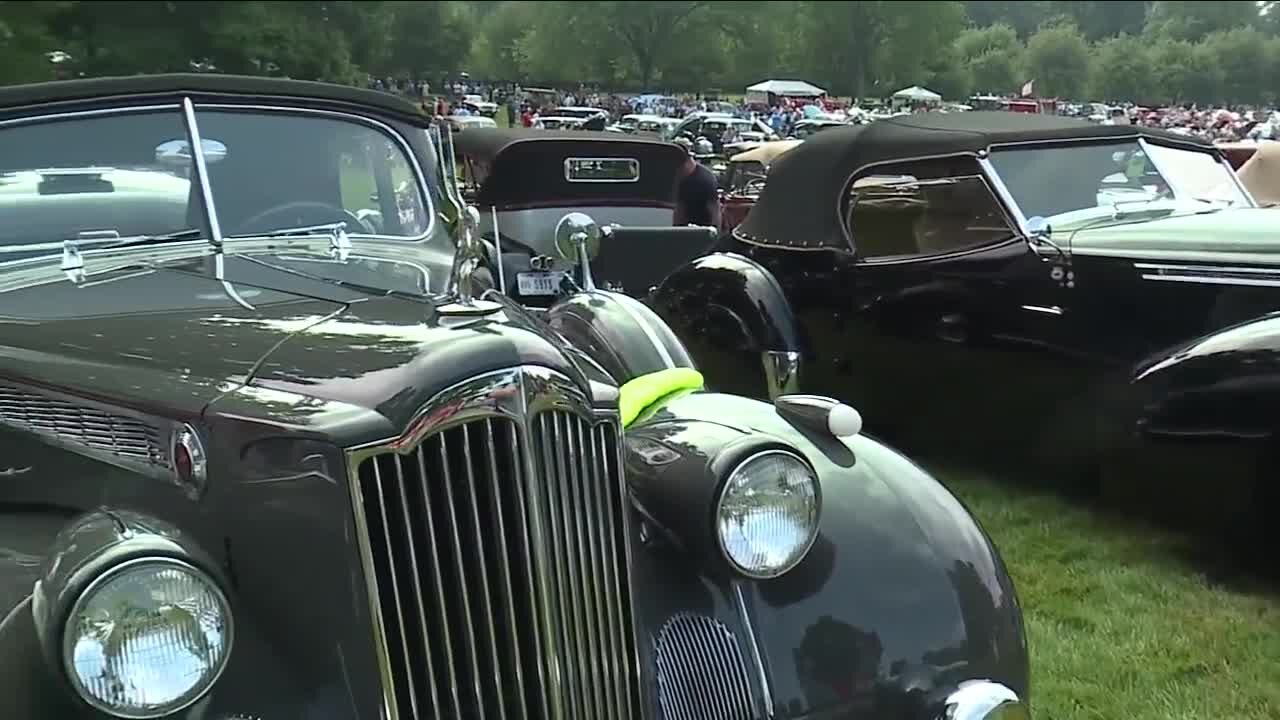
[{"left": 346, "top": 365, "right": 640, "bottom": 720}]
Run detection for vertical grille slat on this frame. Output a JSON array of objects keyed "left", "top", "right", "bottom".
[
  {"left": 437, "top": 435, "right": 488, "bottom": 718},
  {"left": 354, "top": 375, "right": 638, "bottom": 720},
  {"left": 483, "top": 420, "right": 532, "bottom": 720}
]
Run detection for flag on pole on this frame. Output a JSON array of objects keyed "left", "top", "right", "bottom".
[{"left": 1020, "top": 79, "right": 1034, "bottom": 97}]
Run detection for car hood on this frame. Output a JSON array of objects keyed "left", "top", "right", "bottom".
[
  {"left": 1069, "top": 207, "right": 1280, "bottom": 264},
  {"left": 0, "top": 254, "right": 592, "bottom": 432}
]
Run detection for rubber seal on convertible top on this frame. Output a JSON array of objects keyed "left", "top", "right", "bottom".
[{"left": 620, "top": 368, "right": 705, "bottom": 428}]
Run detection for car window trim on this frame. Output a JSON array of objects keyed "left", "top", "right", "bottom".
[
  {"left": 837, "top": 151, "right": 1022, "bottom": 262},
  {"left": 194, "top": 102, "right": 437, "bottom": 243}
]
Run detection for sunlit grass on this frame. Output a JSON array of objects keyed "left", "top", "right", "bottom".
[{"left": 941, "top": 471, "right": 1280, "bottom": 720}]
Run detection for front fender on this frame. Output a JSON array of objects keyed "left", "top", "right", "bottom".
[
  {"left": 1102, "top": 313, "right": 1280, "bottom": 534},
  {"left": 624, "top": 391, "right": 1030, "bottom": 720},
  {"left": 546, "top": 289, "right": 697, "bottom": 384},
  {"left": 648, "top": 252, "right": 804, "bottom": 399}
]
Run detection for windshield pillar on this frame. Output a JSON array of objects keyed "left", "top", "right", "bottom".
[{"left": 180, "top": 97, "right": 225, "bottom": 252}]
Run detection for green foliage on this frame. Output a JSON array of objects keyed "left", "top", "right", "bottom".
[
  {"left": 0, "top": 0, "right": 1277, "bottom": 105},
  {"left": 1024, "top": 21, "right": 1090, "bottom": 99}
]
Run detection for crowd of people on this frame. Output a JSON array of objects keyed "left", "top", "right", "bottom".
[{"left": 367, "top": 74, "right": 1279, "bottom": 146}]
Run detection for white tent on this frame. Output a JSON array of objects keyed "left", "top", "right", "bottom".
[
  {"left": 892, "top": 85, "right": 942, "bottom": 103},
  {"left": 745, "top": 79, "right": 826, "bottom": 104}
]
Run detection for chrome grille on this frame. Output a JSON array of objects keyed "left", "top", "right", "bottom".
[
  {"left": 654, "top": 614, "right": 753, "bottom": 720},
  {"left": 354, "top": 409, "right": 639, "bottom": 720},
  {"left": 0, "top": 381, "right": 167, "bottom": 465}
]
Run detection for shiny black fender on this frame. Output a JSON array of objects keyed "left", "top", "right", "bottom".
[
  {"left": 647, "top": 252, "right": 804, "bottom": 399},
  {"left": 622, "top": 390, "right": 1030, "bottom": 720},
  {"left": 0, "top": 503, "right": 308, "bottom": 720},
  {"left": 1098, "top": 312, "right": 1280, "bottom": 539},
  {"left": 545, "top": 289, "right": 698, "bottom": 384}
]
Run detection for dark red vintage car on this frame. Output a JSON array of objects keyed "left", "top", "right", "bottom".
[{"left": 718, "top": 140, "right": 801, "bottom": 234}]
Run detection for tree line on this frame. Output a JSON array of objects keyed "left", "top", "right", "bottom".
[{"left": 1, "top": 1, "right": 1278, "bottom": 106}]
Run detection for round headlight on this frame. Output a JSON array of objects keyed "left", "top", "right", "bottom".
[
  {"left": 715, "top": 450, "right": 821, "bottom": 578},
  {"left": 63, "top": 558, "right": 233, "bottom": 718}
]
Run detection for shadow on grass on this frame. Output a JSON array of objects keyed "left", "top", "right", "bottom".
[{"left": 914, "top": 450, "right": 1280, "bottom": 598}]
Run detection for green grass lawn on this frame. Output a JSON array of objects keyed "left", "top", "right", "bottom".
[{"left": 944, "top": 470, "right": 1280, "bottom": 720}]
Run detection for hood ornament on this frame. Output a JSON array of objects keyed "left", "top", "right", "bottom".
[{"left": 439, "top": 205, "right": 501, "bottom": 316}]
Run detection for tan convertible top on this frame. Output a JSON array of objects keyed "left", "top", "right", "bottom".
[
  {"left": 730, "top": 139, "right": 802, "bottom": 166},
  {"left": 1236, "top": 142, "right": 1280, "bottom": 206}
]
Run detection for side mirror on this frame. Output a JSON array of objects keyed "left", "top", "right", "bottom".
[
  {"left": 1026, "top": 216, "right": 1051, "bottom": 239},
  {"left": 155, "top": 138, "right": 227, "bottom": 167},
  {"left": 554, "top": 211, "right": 602, "bottom": 291}
]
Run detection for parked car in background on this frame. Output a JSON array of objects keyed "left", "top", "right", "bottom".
[
  {"left": 719, "top": 139, "right": 802, "bottom": 233},
  {"left": 652, "top": 110, "right": 1277, "bottom": 542},
  {"left": 461, "top": 93, "right": 498, "bottom": 118},
  {"left": 0, "top": 76, "right": 1032, "bottom": 720},
  {"left": 452, "top": 127, "right": 718, "bottom": 298},
  {"left": 446, "top": 113, "right": 497, "bottom": 132}
]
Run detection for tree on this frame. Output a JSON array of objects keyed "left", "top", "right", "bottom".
[
  {"left": 1145, "top": 0, "right": 1261, "bottom": 42},
  {"left": 962, "top": 1, "right": 1051, "bottom": 37},
  {"left": 1202, "top": 27, "right": 1272, "bottom": 105},
  {"left": 956, "top": 24, "right": 1023, "bottom": 93},
  {"left": 1048, "top": 1, "right": 1149, "bottom": 40},
  {"left": 1024, "top": 21, "right": 1089, "bottom": 98},
  {"left": 1088, "top": 34, "right": 1155, "bottom": 103}
]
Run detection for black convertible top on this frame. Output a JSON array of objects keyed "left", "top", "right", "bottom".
[
  {"left": 740, "top": 111, "right": 1216, "bottom": 247},
  {"left": 0, "top": 73, "right": 427, "bottom": 124},
  {"left": 453, "top": 128, "right": 687, "bottom": 209},
  {"left": 452, "top": 127, "right": 678, "bottom": 159}
]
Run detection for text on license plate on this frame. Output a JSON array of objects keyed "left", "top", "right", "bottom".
[{"left": 517, "top": 271, "right": 564, "bottom": 296}]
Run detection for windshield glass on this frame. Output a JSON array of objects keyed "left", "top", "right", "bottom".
[
  {"left": 0, "top": 110, "right": 196, "bottom": 257},
  {"left": 557, "top": 108, "right": 601, "bottom": 119},
  {"left": 988, "top": 141, "right": 1248, "bottom": 225},
  {"left": 0, "top": 107, "right": 435, "bottom": 262}
]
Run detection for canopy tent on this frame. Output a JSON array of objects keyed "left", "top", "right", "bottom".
[
  {"left": 892, "top": 85, "right": 942, "bottom": 103},
  {"left": 745, "top": 79, "right": 826, "bottom": 105}
]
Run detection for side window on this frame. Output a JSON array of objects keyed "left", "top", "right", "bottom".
[
  {"left": 337, "top": 134, "right": 427, "bottom": 236},
  {"left": 845, "top": 159, "right": 1014, "bottom": 262}
]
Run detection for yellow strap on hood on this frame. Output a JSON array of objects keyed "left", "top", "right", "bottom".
[{"left": 619, "top": 368, "right": 705, "bottom": 428}]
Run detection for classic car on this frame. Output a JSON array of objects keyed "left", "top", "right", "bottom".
[
  {"left": 0, "top": 75, "right": 1032, "bottom": 720},
  {"left": 452, "top": 127, "right": 720, "bottom": 298},
  {"left": 789, "top": 118, "right": 849, "bottom": 140},
  {"left": 650, "top": 110, "right": 1278, "bottom": 541},
  {"left": 672, "top": 113, "right": 778, "bottom": 153},
  {"left": 606, "top": 114, "right": 678, "bottom": 139},
  {"left": 446, "top": 113, "right": 498, "bottom": 132},
  {"left": 461, "top": 94, "right": 499, "bottom": 118},
  {"left": 719, "top": 140, "right": 802, "bottom": 233}
]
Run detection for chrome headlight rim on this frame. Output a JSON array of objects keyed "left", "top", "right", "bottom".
[
  {"left": 61, "top": 555, "right": 235, "bottom": 719},
  {"left": 713, "top": 447, "right": 822, "bottom": 580}
]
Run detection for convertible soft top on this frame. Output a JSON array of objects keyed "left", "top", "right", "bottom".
[
  {"left": 740, "top": 111, "right": 1215, "bottom": 247},
  {"left": 454, "top": 128, "right": 687, "bottom": 209},
  {"left": 452, "top": 127, "right": 677, "bottom": 159},
  {"left": 0, "top": 73, "right": 427, "bottom": 124}
]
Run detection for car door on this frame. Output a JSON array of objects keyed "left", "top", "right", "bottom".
[{"left": 762, "top": 156, "right": 1074, "bottom": 461}]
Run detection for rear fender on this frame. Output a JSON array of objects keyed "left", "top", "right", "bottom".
[{"left": 647, "top": 252, "right": 804, "bottom": 399}]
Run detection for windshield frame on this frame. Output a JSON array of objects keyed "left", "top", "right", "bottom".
[
  {"left": 980, "top": 136, "right": 1255, "bottom": 236},
  {"left": 0, "top": 98, "right": 441, "bottom": 262}
]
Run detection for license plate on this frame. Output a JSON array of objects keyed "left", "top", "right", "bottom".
[{"left": 517, "top": 271, "right": 564, "bottom": 296}]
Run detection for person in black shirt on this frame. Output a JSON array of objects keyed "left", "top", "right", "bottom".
[{"left": 672, "top": 140, "right": 721, "bottom": 228}]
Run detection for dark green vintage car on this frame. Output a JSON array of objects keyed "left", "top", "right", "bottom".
[{"left": 0, "top": 75, "right": 1031, "bottom": 720}]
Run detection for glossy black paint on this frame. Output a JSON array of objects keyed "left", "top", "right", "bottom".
[
  {"left": 2, "top": 78, "right": 1032, "bottom": 720},
  {"left": 654, "top": 219, "right": 1280, "bottom": 537},
  {"left": 624, "top": 391, "right": 1029, "bottom": 719}
]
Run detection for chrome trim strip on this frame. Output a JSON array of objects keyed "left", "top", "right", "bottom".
[
  {"left": 0, "top": 104, "right": 178, "bottom": 127},
  {"left": 439, "top": 432, "right": 488, "bottom": 716},
  {"left": 597, "top": 291, "right": 675, "bottom": 369},
  {"left": 393, "top": 450, "right": 442, "bottom": 717},
  {"left": 1021, "top": 304, "right": 1063, "bottom": 315},
  {"left": 1134, "top": 262, "right": 1280, "bottom": 287},
  {"left": 732, "top": 582, "right": 775, "bottom": 718},
  {"left": 462, "top": 424, "right": 509, "bottom": 720}
]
